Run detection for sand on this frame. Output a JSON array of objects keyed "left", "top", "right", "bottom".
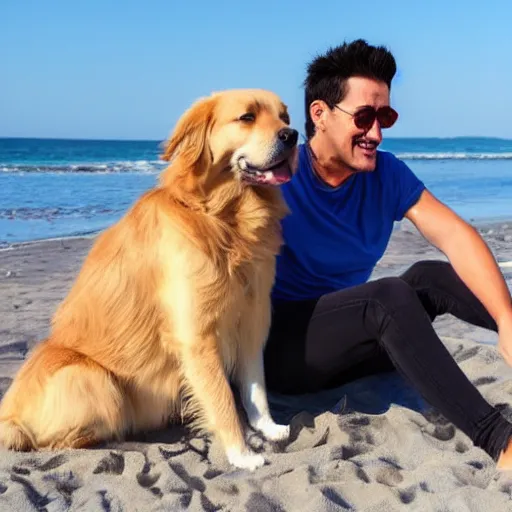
[{"left": 1, "top": 219, "right": 512, "bottom": 511}]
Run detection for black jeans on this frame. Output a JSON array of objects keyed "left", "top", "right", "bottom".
[{"left": 264, "top": 260, "right": 512, "bottom": 461}]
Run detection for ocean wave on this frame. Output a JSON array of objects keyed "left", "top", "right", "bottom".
[
  {"left": 2, "top": 153, "right": 512, "bottom": 174},
  {"left": 0, "top": 160, "right": 167, "bottom": 174},
  {"left": 396, "top": 152, "right": 512, "bottom": 160},
  {"left": 0, "top": 206, "right": 118, "bottom": 221}
]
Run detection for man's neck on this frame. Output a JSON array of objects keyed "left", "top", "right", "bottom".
[{"left": 308, "top": 136, "right": 352, "bottom": 188}]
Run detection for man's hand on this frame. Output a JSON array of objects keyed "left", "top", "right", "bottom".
[
  {"left": 405, "top": 189, "right": 512, "bottom": 350},
  {"left": 498, "top": 313, "right": 512, "bottom": 367}
]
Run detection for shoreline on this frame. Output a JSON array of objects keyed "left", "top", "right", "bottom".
[
  {"left": 0, "top": 231, "right": 98, "bottom": 252},
  {"left": 2, "top": 213, "right": 512, "bottom": 245}
]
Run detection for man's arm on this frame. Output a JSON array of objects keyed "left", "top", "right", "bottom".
[{"left": 405, "top": 190, "right": 512, "bottom": 355}]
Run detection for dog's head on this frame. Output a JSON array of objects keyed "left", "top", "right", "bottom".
[{"left": 160, "top": 89, "right": 298, "bottom": 192}]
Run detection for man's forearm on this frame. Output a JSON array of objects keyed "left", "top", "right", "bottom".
[
  {"left": 405, "top": 190, "right": 511, "bottom": 327},
  {"left": 441, "top": 221, "right": 512, "bottom": 327}
]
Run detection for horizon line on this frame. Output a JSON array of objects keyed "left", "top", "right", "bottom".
[{"left": 1, "top": 135, "right": 512, "bottom": 143}]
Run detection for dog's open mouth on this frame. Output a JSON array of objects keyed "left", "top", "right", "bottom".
[{"left": 237, "top": 157, "right": 292, "bottom": 186}]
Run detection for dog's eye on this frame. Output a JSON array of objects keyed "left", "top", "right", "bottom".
[
  {"left": 280, "top": 112, "right": 290, "bottom": 125},
  {"left": 239, "top": 113, "right": 255, "bottom": 122}
]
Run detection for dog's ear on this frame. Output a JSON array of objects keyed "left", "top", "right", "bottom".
[{"left": 161, "top": 96, "right": 216, "bottom": 167}]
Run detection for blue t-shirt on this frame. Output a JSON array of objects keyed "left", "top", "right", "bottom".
[{"left": 272, "top": 143, "right": 426, "bottom": 302}]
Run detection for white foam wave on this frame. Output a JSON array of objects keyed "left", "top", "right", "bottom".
[
  {"left": 2, "top": 152, "right": 511, "bottom": 174},
  {"left": 397, "top": 152, "right": 512, "bottom": 160},
  {"left": 0, "top": 160, "right": 167, "bottom": 174}
]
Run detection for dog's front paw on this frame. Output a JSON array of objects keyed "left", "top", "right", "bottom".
[
  {"left": 255, "top": 419, "right": 290, "bottom": 442},
  {"left": 226, "top": 447, "right": 266, "bottom": 471}
]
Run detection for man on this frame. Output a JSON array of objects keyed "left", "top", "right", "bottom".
[{"left": 263, "top": 39, "right": 512, "bottom": 468}]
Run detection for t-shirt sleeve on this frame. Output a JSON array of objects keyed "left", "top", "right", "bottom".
[{"left": 387, "top": 154, "right": 426, "bottom": 221}]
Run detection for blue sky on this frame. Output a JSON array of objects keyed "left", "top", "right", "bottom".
[{"left": 2, "top": 0, "right": 511, "bottom": 140}]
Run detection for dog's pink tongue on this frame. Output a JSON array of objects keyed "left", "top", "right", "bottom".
[{"left": 267, "top": 164, "right": 292, "bottom": 185}]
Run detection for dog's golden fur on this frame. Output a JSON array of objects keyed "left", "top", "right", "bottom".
[{"left": 0, "top": 89, "right": 297, "bottom": 469}]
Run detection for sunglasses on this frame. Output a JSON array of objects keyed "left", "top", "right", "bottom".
[{"left": 334, "top": 104, "right": 398, "bottom": 130}]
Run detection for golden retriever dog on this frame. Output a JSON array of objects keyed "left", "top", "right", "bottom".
[{"left": 0, "top": 89, "right": 298, "bottom": 470}]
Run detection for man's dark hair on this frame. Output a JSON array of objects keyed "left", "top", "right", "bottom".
[{"left": 304, "top": 39, "right": 397, "bottom": 138}]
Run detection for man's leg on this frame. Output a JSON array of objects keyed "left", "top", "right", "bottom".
[
  {"left": 400, "top": 260, "right": 498, "bottom": 330},
  {"left": 265, "top": 277, "right": 512, "bottom": 461}
]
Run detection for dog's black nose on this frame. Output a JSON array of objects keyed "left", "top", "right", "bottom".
[{"left": 278, "top": 128, "right": 298, "bottom": 148}]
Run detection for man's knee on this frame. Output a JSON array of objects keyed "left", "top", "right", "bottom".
[
  {"left": 401, "top": 260, "right": 453, "bottom": 287},
  {"left": 365, "top": 277, "right": 421, "bottom": 336},
  {"left": 369, "top": 276, "right": 418, "bottom": 309}
]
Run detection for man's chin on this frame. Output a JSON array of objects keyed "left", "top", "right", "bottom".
[
  {"left": 351, "top": 146, "right": 378, "bottom": 172},
  {"left": 351, "top": 158, "right": 377, "bottom": 173}
]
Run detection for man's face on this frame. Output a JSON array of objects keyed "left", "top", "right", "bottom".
[{"left": 313, "top": 76, "right": 391, "bottom": 173}]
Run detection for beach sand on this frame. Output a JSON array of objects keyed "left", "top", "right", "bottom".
[{"left": 1, "top": 220, "right": 512, "bottom": 511}]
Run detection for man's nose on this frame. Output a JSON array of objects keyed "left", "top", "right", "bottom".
[{"left": 365, "top": 118, "right": 382, "bottom": 143}]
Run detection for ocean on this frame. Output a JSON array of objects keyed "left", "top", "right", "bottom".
[{"left": 1, "top": 137, "right": 511, "bottom": 245}]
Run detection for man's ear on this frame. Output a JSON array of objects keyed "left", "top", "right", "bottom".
[
  {"left": 161, "top": 96, "right": 216, "bottom": 167},
  {"left": 309, "top": 100, "right": 328, "bottom": 132}
]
